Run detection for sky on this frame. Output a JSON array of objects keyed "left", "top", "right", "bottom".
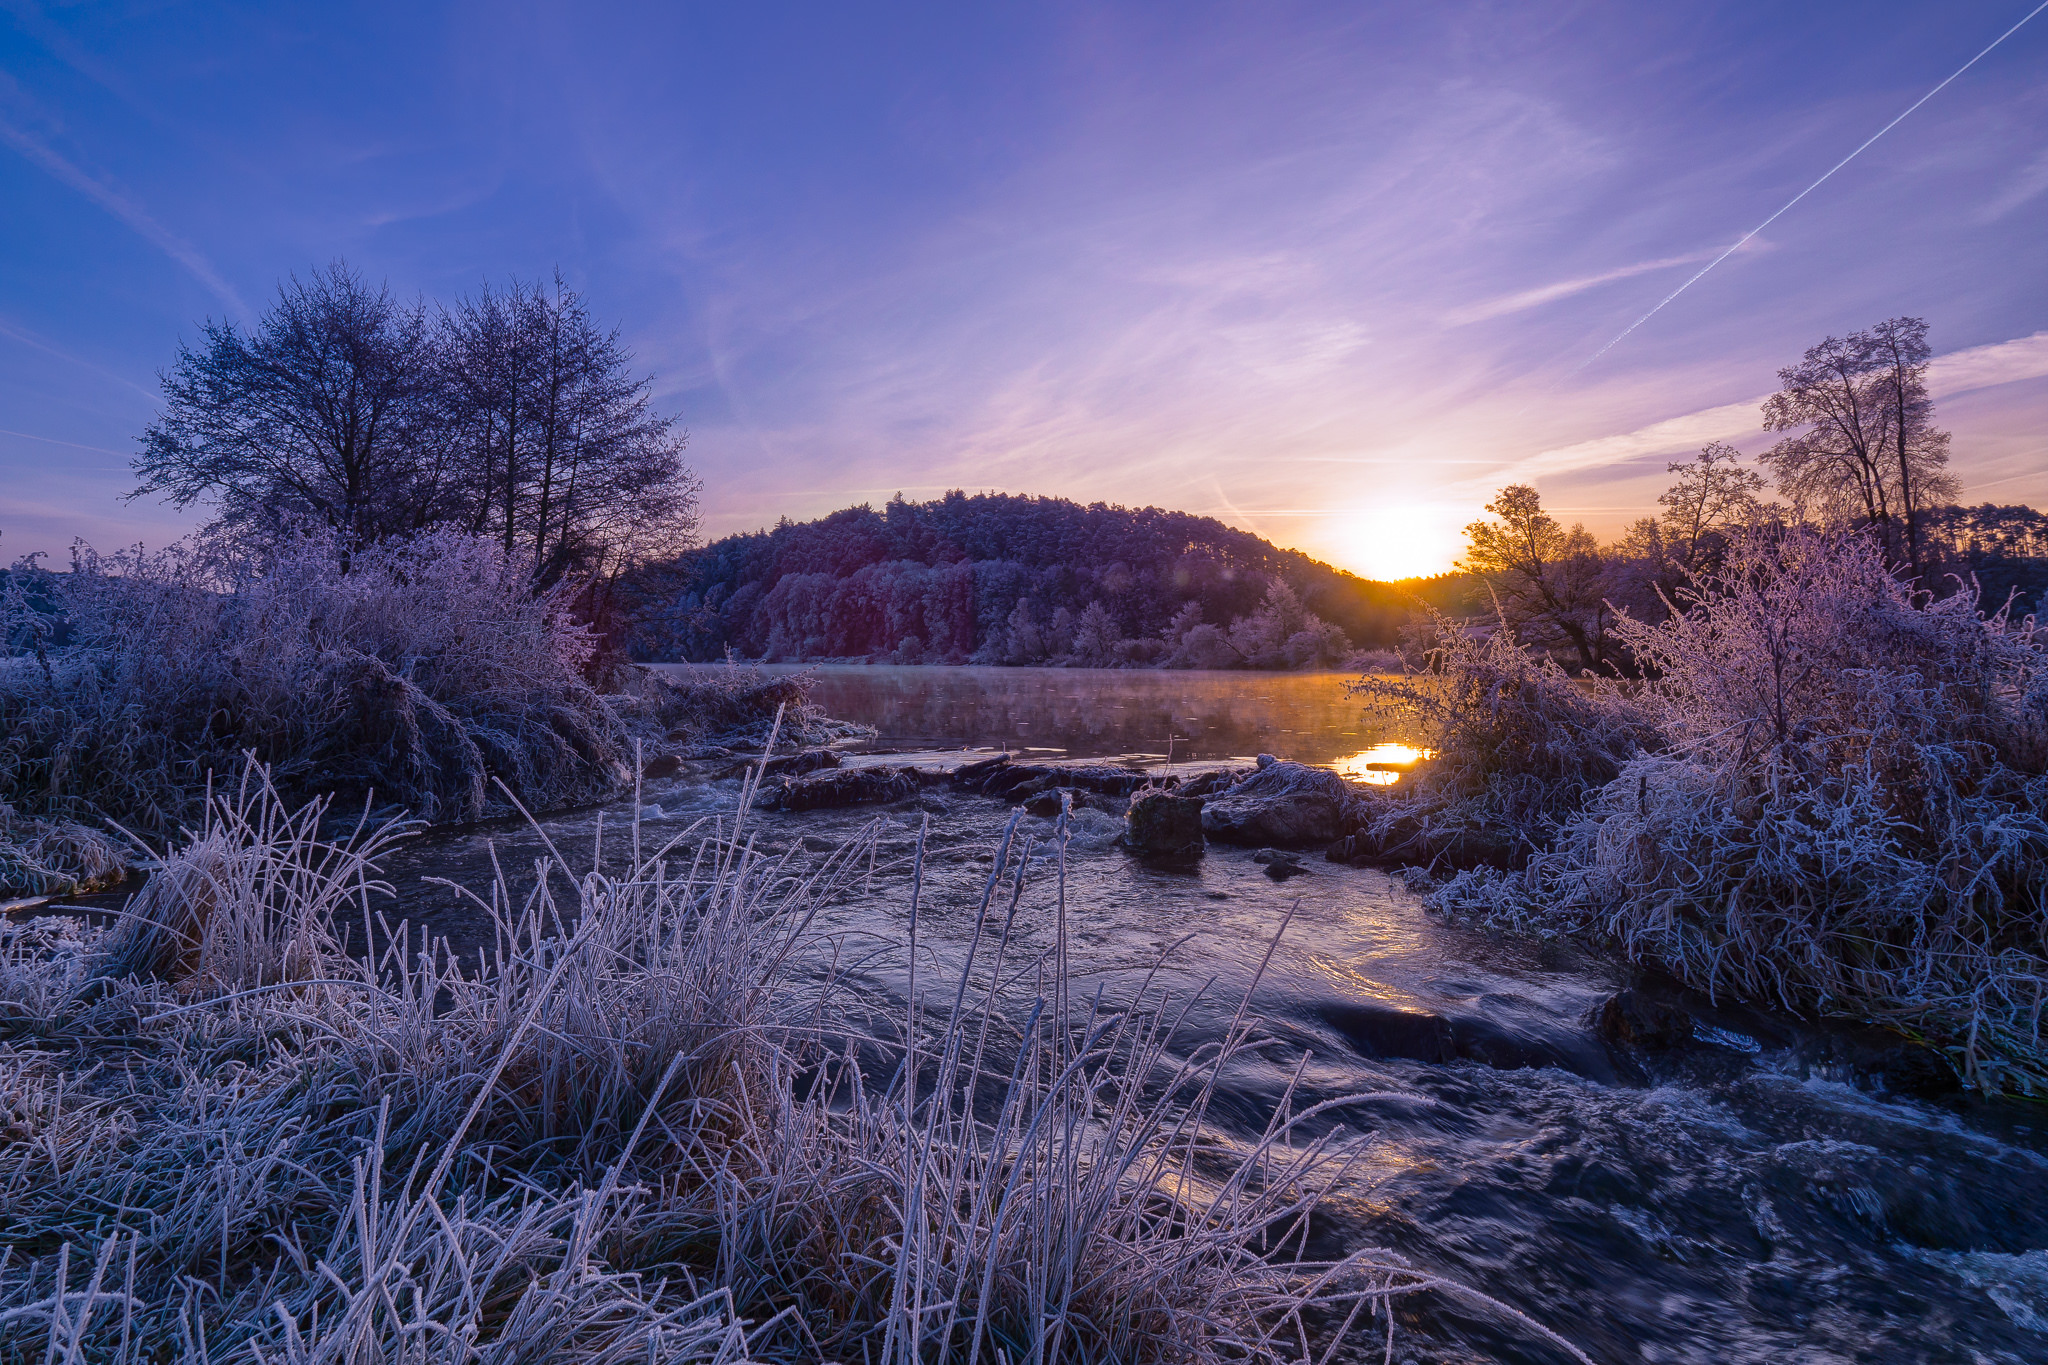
[{"left": 2, "top": 1, "right": 2045, "bottom": 580}]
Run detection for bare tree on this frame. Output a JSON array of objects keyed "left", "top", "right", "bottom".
[
  {"left": 134, "top": 262, "right": 699, "bottom": 581},
  {"left": 1461, "top": 484, "right": 1613, "bottom": 672},
  {"left": 1862, "top": 316, "right": 1956, "bottom": 574},
  {"left": 135, "top": 263, "right": 457, "bottom": 546},
  {"left": 1657, "top": 442, "right": 1765, "bottom": 570},
  {"left": 1759, "top": 316, "right": 1953, "bottom": 573},
  {"left": 441, "top": 275, "right": 699, "bottom": 582}
]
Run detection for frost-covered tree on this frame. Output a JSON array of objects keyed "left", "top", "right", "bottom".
[
  {"left": 1071, "top": 600, "right": 1120, "bottom": 665},
  {"left": 136, "top": 263, "right": 455, "bottom": 547},
  {"left": 1657, "top": 442, "right": 1765, "bottom": 571},
  {"left": 440, "top": 274, "right": 699, "bottom": 582},
  {"left": 135, "top": 262, "right": 699, "bottom": 579},
  {"left": 1460, "top": 485, "right": 1614, "bottom": 671},
  {"left": 1760, "top": 316, "right": 1954, "bottom": 574}
]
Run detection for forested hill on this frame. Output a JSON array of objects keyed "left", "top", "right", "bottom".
[{"left": 622, "top": 491, "right": 1470, "bottom": 666}]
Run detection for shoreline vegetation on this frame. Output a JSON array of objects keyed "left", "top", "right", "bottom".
[
  {"left": 0, "top": 766, "right": 1592, "bottom": 1364},
  {"left": 1344, "top": 525, "right": 2048, "bottom": 1092}
]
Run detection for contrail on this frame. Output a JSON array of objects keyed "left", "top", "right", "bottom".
[{"left": 1582, "top": 0, "right": 2048, "bottom": 368}]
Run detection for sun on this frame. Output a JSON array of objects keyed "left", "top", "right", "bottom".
[{"left": 1337, "top": 505, "right": 1466, "bottom": 581}]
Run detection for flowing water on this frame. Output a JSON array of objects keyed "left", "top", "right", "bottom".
[{"left": 386, "top": 667, "right": 2048, "bottom": 1364}]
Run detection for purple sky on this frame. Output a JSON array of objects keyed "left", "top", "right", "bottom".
[{"left": 3, "top": 1, "right": 2045, "bottom": 578}]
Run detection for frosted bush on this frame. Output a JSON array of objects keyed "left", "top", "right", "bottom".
[
  {"left": 0, "top": 804, "right": 128, "bottom": 898},
  {"left": 1536, "top": 530, "right": 2048, "bottom": 1090},
  {"left": 1, "top": 527, "right": 631, "bottom": 835},
  {"left": 1352, "top": 608, "right": 1658, "bottom": 843}
]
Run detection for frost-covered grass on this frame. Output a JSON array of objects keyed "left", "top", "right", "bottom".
[
  {"left": 0, "top": 805, "right": 127, "bottom": 900},
  {"left": 2, "top": 529, "right": 639, "bottom": 879},
  {"left": 0, "top": 765, "right": 1589, "bottom": 1364},
  {"left": 1372, "top": 531, "right": 2048, "bottom": 1093}
]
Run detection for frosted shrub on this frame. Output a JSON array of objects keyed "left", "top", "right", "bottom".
[
  {"left": 0, "top": 527, "right": 630, "bottom": 836},
  {"left": 1540, "top": 530, "right": 2048, "bottom": 1090},
  {"left": 0, "top": 803, "right": 128, "bottom": 899},
  {"left": 1353, "top": 610, "right": 1658, "bottom": 847}
]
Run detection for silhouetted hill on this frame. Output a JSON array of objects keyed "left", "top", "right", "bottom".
[{"left": 622, "top": 490, "right": 1473, "bottom": 666}]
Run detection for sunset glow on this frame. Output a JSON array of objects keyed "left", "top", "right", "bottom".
[
  {"left": 1336, "top": 506, "right": 1468, "bottom": 582},
  {"left": 1333, "top": 742, "right": 1432, "bottom": 785}
]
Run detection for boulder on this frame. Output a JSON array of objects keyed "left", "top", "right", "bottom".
[
  {"left": 1327, "top": 813, "right": 1525, "bottom": 872},
  {"left": 1590, "top": 989, "right": 1696, "bottom": 1051},
  {"left": 1251, "top": 848, "right": 1309, "bottom": 881},
  {"left": 767, "top": 748, "right": 841, "bottom": 777},
  {"left": 725, "top": 748, "right": 841, "bottom": 780},
  {"left": 1797, "top": 1022, "right": 1959, "bottom": 1097},
  {"left": 984, "top": 762, "right": 1143, "bottom": 802},
  {"left": 1022, "top": 788, "right": 1073, "bottom": 817},
  {"left": 1199, "top": 762, "right": 1353, "bottom": 846},
  {"left": 952, "top": 753, "right": 1013, "bottom": 786},
  {"left": 1122, "top": 791, "right": 1205, "bottom": 862},
  {"left": 1175, "top": 768, "right": 1245, "bottom": 799},
  {"left": 765, "top": 766, "right": 917, "bottom": 812}
]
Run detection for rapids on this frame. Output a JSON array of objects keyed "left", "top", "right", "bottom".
[{"left": 378, "top": 762, "right": 2047, "bottom": 1365}]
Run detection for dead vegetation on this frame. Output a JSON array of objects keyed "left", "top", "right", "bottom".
[
  {"left": 1361, "top": 529, "right": 2048, "bottom": 1092},
  {"left": 0, "top": 765, "right": 1590, "bottom": 1364},
  {"left": 0, "top": 533, "right": 849, "bottom": 897}
]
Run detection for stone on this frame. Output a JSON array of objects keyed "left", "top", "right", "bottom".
[
  {"left": 725, "top": 748, "right": 841, "bottom": 779},
  {"left": 1590, "top": 989, "right": 1696, "bottom": 1051},
  {"left": 1022, "top": 789, "right": 1071, "bottom": 817},
  {"left": 952, "top": 753, "right": 1013, "bottom": 786},
  {"left": 1122, "top": 791, "right": 1205, "bottom": 862},
  {"left": 765, "top": 766, "right": 918, "bottom": 812},
  {"left": 1175, "top": 768, "right": 1243, "bottom": 799},
  {"left": 1199, "top": 762, "right": 1353, "bottom": 847},
  {"left": 1797, "top": 1022, "right": 1959, "bottom": 1097},
  {"left": 1317, "top": 1000, "right": 1456, "bottom": 1064},
  {"left": 1251, "top": 848, "right": 1308, "bottom": 880},
  {"left": 766, "top": 748, "right": 840, "bottom": 777}
]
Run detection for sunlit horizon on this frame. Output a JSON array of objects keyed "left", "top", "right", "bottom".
[{"left": 4, "top": 4, "right": 2046, "bottom": 564}]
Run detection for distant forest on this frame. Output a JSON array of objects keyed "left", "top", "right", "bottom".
[{"left": 621, "top": 491, "right": 1471, "bottom": 667}]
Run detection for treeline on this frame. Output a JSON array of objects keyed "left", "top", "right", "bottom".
[
  {"left": 135, "top": 262, "right": 699, "bottom": 582},
  {"left": 1461, "top": 318, "right": 2048, "bottom": 673},
  {"left": 622, "top": 491, "right": 1472, "bottom": 667}
]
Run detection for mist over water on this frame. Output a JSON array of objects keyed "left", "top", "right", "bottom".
[
  {"left": 655, "top": 664, "right": 1409, "bottom": 768},
  {"left": 393, "top": 668, "right": 2048, "bottom": 1363}
]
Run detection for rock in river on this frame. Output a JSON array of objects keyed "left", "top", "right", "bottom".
[
  {"left": 1122, "top": 791, "right": 1205, "bottom": 862},
  {"left": 762, "top": 766, "right": 916, "bottom": 812},
  {"left": 1199, "top": 761, "right": 1353, "bottom": 846}
]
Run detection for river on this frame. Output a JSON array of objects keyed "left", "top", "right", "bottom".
[{"left": 385, "top": 665, "right": 2048, "bottom": 1363}]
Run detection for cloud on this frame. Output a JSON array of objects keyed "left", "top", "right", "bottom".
[
  {"left": 0, "top": 116, "right": 247, "bottom": 318},
  {"left": 1475, "top": 330, "right": 2048, "bottom": 491},
  {"left": 1444, "top": 250, "right": 1722, "bottom": 325},
  {"left": 1979, "top": 145, "right": 2048, "bottom": 221},
  {"left": 1929, "top": 330, "right": 2048, "bottom": 395}
]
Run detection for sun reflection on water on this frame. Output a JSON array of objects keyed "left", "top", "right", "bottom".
[{"left": 1332, "top": 743, "right": 1431, "bottom": 785}]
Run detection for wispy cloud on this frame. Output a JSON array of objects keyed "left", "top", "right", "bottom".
[
  {"left": 1445, "top": 250, "right": 1721, "bottom": 325},
  {"left": 0, "top": 314, "right": 160, "bottom": 401},
  {"left": 0, "top": 115, "right": 246, "bottom": 318},
  {"left": 1979, "top": 146, "right": 2048, "bottom": 221},
  {"left": 1478, "top": 330, "right": 2048, "bottom": 492}
]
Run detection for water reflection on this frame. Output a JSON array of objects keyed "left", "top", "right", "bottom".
[
  {"left": 654, "top": 664, "right": 1416, "bottom": 772},
  {"left": 1331, "top": 742, "right": 1431, "bottom": 785}
]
